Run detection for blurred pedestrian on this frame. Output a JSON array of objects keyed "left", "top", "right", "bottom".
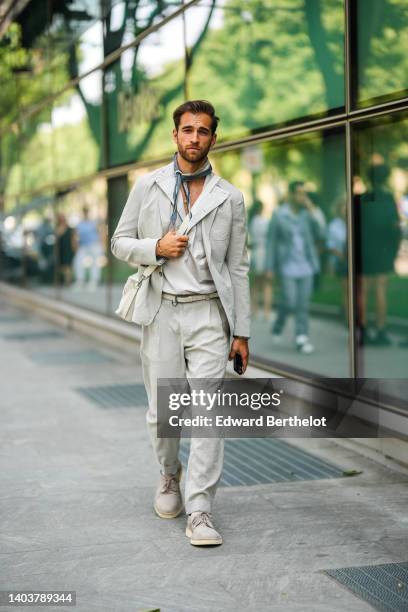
[
  {"left": 36, "top": 215, "right": 55, "bottom": 284},
  {"left": 56, "top": 213, "right": 76, "bottom": 286},
  {"left": 266, "top": 181, "right": 325, "bottom": 354},
  {"left": 73, "top": 206, "right": 104, "bottom": 291},
  {"left": 355, "top": 162, "right": 402, "bottom": 346}
]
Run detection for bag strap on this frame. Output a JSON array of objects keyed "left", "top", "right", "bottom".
[{"left": 138, "top": 175, "right": 220, "bottom": 283}]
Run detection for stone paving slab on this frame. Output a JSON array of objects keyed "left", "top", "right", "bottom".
[{"left": 0, "top": 298, "right": 407, "bottom": 611}]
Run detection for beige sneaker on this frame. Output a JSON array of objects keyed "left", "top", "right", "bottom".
[
  {"left": 186, "top": 511, "right": 223, "bottom": 546},
  {"left": 153, "top": 464, "right": 183, "bottom": 519}
]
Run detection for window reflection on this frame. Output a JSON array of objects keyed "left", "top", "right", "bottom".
[
  {"left": 55, "top": 209, "right": 76, "bottom": 287},
  {"left": 210, "top": 129, "right": 348, "bottom": 376},
  {"left": 32, "top": 209, "right": 57, "bottom": 286},
  {"left": 0, "top": 0, "right": 407, "bottom": 391},
  {"left": 354, "top": 0, "right": 408, "bottom": 108},
  {"left": 2, "top": 200, "right": 56, "bottom": 289},
  {"left": 185, "top": 0, "right": 345, "bottom": 140},
  {"left": 0, "top": 209, "right": 36, "bottom": 285},
  {"left": 47, "top": 1, "right": 100, "bottom": 47},
  {"left": 354, "top": 112, "right": 408, "bottom": 377},
  {"left": 1, "top": 129, "right": 22, "bottom": 200},
  {"left": 48, "top": 18, "right": 104, "bottom": 85},
  {"left": 75, "top": 20, "right": 104, "bottom": 77},
  {"left": 1, "top": 179, "right": 109, "bottom": 314},
  {"left": 56, "top": 179, "right": 109, "bottom": 313},
  {"left": 106, "top": 17, "right": 185, "bottom": 165},
  {"left": 103, "top": 1, "right": 184, "bottom": 55},
  {"left": 1, "top": 22, "right": 56, "bottom": 124},
  {"left": 53, "top": 73, "right": 102, "bottom": 184},
  {"left": 20, "top": 107, "right": 54, "bottom": 192},
  {"left": 17, "top": 2, "right": 100, "bottom": 97}
]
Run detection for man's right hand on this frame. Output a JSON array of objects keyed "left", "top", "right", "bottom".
[{"left": 156, "top": 230, "right": 189, "bottom": 259}]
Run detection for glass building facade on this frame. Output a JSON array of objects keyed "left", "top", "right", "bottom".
[{"left": 1, "top": 0, "right": 407, "bottom": 406}]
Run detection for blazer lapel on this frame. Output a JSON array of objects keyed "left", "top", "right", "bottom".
[
  {"left": 186, "top": 177, "right": 229, "bottom": 233},
  {"left": 155, "top": 163, "right": 175, "bottom": 231}
]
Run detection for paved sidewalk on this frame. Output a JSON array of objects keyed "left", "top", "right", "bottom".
[{"left": 0, "top": 297, "right": 407, "bottom": 612}]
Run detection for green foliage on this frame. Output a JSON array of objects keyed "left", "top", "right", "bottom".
[
  {"left": 0, "top": 24, "right": 69, "bottom": 132},
  {"left": 2, "top": 0, "right": 408, "bottom": 204},
  {"left": 0, "top": 24, "right": 30, "bottom": 129},
  {"left": 358, "top": 0, "right": 408, "bottom": 103},
  {"left": 187, "top": 0, "right": 344, "bottom": 136}
]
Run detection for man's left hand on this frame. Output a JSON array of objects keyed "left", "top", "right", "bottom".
[{"left": 229, "top": 337, "right": 249, "bottom": 374}]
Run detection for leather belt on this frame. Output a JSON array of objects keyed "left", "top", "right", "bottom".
[{"left": 162, "top": 291, "right": 219, "bottom": 305}]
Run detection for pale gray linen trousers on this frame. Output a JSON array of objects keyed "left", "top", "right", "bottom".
[{"left": 140, "top": 295, "right": 230, "bottom": 514}]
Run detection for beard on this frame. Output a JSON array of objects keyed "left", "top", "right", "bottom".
[{"left": 177, "top": 142, "right": 211, "bottom": 165}]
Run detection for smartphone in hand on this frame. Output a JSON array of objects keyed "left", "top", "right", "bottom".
[{"left": 233, "top": 353, "right": 244, "bottom": 375}]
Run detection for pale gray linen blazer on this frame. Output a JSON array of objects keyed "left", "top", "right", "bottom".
[{"left": 111, "top": 161, "right": 251, "bottom": 338}]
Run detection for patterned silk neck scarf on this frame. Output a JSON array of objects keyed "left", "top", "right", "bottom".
[{"left": 171, "top": 152, "right": 213, "bottom": 227}]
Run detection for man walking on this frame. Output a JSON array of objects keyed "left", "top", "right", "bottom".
[
  {"left": 111, "top": 100, "right": 250, "bottom": 546},
  {"left": 266, "top": 181, "right": 324, "bottom": 354}
]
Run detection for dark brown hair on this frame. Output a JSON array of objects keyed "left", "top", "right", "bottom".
[
  {"left": 173, "top": 100, "right": 219, "bottom": 134},
  {"left": 288, "top": 180, "right": 305, "bottom": 194},
  {"left": 368, "top": 162, "right": 390, "bottom": 187}
]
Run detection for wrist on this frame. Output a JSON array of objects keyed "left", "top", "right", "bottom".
[{"left": 156, "top": 238, "right": 163, "bottom": 257}]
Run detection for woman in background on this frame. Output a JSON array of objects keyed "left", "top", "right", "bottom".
[{"left": 56, "top": 213, "right": 76, "bottom": 286}]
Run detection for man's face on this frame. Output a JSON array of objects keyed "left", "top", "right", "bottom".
[
  {"left": 172, "top": 112, "right": 216, "bottom": 164},
  {"left": 291, "top": 185, "right": 306, "bottom": 206}
]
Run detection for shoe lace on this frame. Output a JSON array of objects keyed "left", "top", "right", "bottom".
[
  {"left": 160, "top": 472, "right": 179, "bottom": 494},
  {"left": 191, "top": 511, "right": 213, "bottom": 530}
]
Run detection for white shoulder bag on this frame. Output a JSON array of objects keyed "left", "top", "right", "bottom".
[{"left": 115, "top": 214, "right": 191, "bottom": 322}]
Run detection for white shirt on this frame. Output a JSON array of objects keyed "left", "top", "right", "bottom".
[{"left": 162, "top": 174, "right": 217, "bottom": 295}]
